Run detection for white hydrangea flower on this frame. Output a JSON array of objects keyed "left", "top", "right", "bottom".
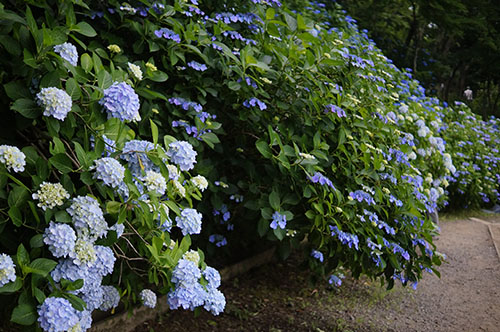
[
  {"left": 128, "top": 62, "right": 143, "bottom": 80},
  {"left": 32, "top": 182, "right": 70, "bottom": 210},
  {"left": 173, "top": 180, "right": 186, "bottom": 197},
  {"left": 144, "top": 170, "right": 166, "bottom": 195},
  {"left": 0, "top": 145, "right": 26, "bottom": 172},
  {"left": 182, "top": 250, "right": 200, "bottom": 265},
  {"left": 298, "top": 153, "right": 315, "bottom": 160},
  {"left": 191, "top": 175, "right": 208, "bottom": 192}
]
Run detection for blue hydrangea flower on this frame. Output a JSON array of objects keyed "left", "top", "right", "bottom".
[
  {"left": 67, "top": 196, "right": 108, "bottom": 240},
  {"left": 121, "top": 140, "right": 158, "bottom": 177},
  {"left": 140, "top": 289, "right": 157, "bottom": 308},
  {"left": 167, "top": 283, "right": 206, "bottom": 310},
  {"left": 270, "top": 211, "right": 286, "bottom": 229},
  {"left": 324, "top": 104, "right": 346, "bottom": 117},
  {"left": 89, "top": 245, "right": 116, "bottom": 277},
  {"left": 176, "top": 208, "right": 202, "bottom": 235},
  {"left": 110, "top": 223, "right": 125, "bottom": 238},
  {"left": 203, "top": 266, "right": 221, "bottom": 289},
  {"left": 99, "top": 285, "right": 120, "bottom": 311},
  {"left": 75, "top": 310, "right": 92, "bottom": 331},
  {"left": 37, "top": 297, "right": 79, "bottom": 332},
  {"left": 92, "top": 157, "right": 125, "bottom": 188},
  {"left": 243, "top": 97, "right": 267, "bottom": 110},
  {"left": 0, "top": 253, "right": 16, "bottom": 287},
  {"left": 309, "top": 172, "right": 336, "bottom": 190},
  {"left": 328, "top": 274, "right": 343, "bottom": 287},
  {"left": 80, "top": 282, "right": 104, "bottom": 311},
  {"left": 187, "top": 60, "right": 207, "bottom": 71},
  {"left": 168, "top": 97, "right": 203, "bottom": 112},
  {"left": 154, "top": 28, "right": 181, "bottom": 43},
  {"left": 51, "top": 258, "right": 89, "bottom": 286},
  {"left": 36, "top": 87, "right": 73, "bottom": 120},
  {"left": 171, "top": 259, "right": 201, "bottom": 287},
  {"left": 311, "top": 250, "right": 324, "bottom": 262},
  {"left": 330, "top": 226, "right": 359, "bottom": 250},
  {"left": 43, "top": 221, "right": 76, "bottom": 258},
  {"left": 203, "top": 288, "right": 226, "bottom": 315},
  {"left": 99, "top": 82, "right": 141, "bottom": 122},
  {"left": 144, "top": 170, "right": 166, "bottom": 195},
  {"left": 54, "top": 42, "right": 78, "bottom": 66},
  {"left": 167, "top": 141, "right": 197, "bottom": 171}
]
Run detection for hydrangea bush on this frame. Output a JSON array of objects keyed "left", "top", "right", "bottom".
[{"left": 0, "top": 0, "right": 498, "bottom": 330}]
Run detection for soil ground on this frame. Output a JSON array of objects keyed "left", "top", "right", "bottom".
[{"left": 134, "top": 216, "right": 500, "bottom": 332}]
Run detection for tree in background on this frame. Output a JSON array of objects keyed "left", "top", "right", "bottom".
[{"left": 338, "top": 0, "right": 500, "bottom": 118}]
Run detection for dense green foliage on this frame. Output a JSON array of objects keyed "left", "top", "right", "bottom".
[
  {"left": 339, "top": 0, "right": 500, "bottom": 117},
  {"left": 0, "top": 0, "right": 498, "bottom": 330}
]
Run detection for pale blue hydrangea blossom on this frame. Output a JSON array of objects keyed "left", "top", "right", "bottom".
[
  {"left": 176, "top": 208, "right": 202, "bottom": 235},
  {"left": 203, "top": 288, "right": 226, "bottom": 315},
  {"left": 167, "top": 164, "right": 180, "bottom": 180},
  {"left": 0, "top": 253, "right": 16, "bottom": 287},
  {"left": 99, "top": 285, "right": 121, "bottom": 311},
  {"left": 92, "top": 157, "right": 125, "bottom": 188},
  {"left": 67, "top": 196, "right": 108, "bottom": 240},
  {"left": 202, "top": 266, "right": 221, "bottom": 289},
  {"left": 32, "top": 182, "right": 70, "bottom": 210},
  {"left": 89, "top": 245, "right": 116, "bottom": 277},
  {"left": 37, "top": 297, "right": 80, "bottom": 332},
  {"left": 0, "top": 145, "right": 26, "bottom": 172},
  {"left": 171, "top": 259, "right": 201, "bottom": 287},
  {"left": 167, "top": 141, "right": 197, "bottom": 171},
  {"left": 54, "top": 42, "right": 78, "bottom": 66},
  {"left": 140, "top": 289, "right": 157, "bottom": 308},
  {"left": 144, "top": 170, "right": 167, "bottom": 195},
  {"left": 99, "top": 82, "right": 141, "bottom": 122},
  {"left": 43, "top": 222, "right": 77, "bottom": 258},
  {"left": 110, "top": 223, "right": 125, "bottom": 238},
  {"left": 120, "top": 140, "right": 158, "bottom": 177},
  {"left": 36, "top": 87, "right": 73, "bottom": 120}
]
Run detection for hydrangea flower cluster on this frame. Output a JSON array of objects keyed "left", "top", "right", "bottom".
[
  {"left": 0, "top": 145, "right": 25, "bottom": 172},
  {"left": 67, "top": 196, "right": 108, "bottom": 240},
  {"left": 140, "top": 289, "right": 157, "bottom": 308},
  {"left": 167, "top": 141, "right": 197, "bottom": 171},
  {"left": 270, "top": 211, "right": 287, "bottom": 229},
  {"left": 32, "top": 182, "right": 70, "bottom": 210},
  {"left": 144, "top": 170, "right": 167, "bottom": 195},
  {"left": 36, "top": 87, "right": 73, "bottom": 121},
  {"left": 0, "top": 253, "right": 16, "bottom": 287},
  {"left": 99, "top": 286, "right": 121, "bottom": 311},
  {"left": 176, "top": 208, "right": 202, "bottom": 235},
  {"left": 43, "top": 222, "right": 76, "bottom": 258},
  {"left": 92, "top": 158, "right": 125, "bottom": 189},
  {"left": 154, "top": 28, "right": 181, "bottom": 43},
  {"left": 121, "top": 140, "right": 158, "bottom": 177},
  {"left": 167, "top": 259, "right": 225, "bottom": 315},
  {"left": 99, "top": 82, "right": 141, "bottom": 122},
  {"left": 37, "top": 297, "right": 79, "bottom": 332},
  {"left": 53, "top": 42, "right": 78, "bottom": 66},
  {"left": 330, "top": 225, "right": 359, "bottom": 250},
  {"left": 243, "top": 97, "right": 267, "bottom": 110},
  {"left": 128, "top": 62, "right": 143, "bottom": 80},
  {"left": 191, "top": 175, "right": 208, "bottom": 191}
]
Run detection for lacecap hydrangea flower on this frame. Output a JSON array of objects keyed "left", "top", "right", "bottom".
[
  {"left": 167, "top": 141, "right": 197, "bottom": 171},
  {"left": 140, "top": 289, "right": 157, "bottom": 308},
  {"left": 191, "top": 175, "right": 208, "bottom": 191},
  {"left": 0, "top": 253, "right": 16, "bottom": 287},
  {"left": 99, "top": 82, "right": 140, "bottom": 122},
  {"left": 54, "top": 42, "right": 78, "bottom": 66},
  {"left": 67, "top": 196, "right": 108, "bottom": 240},
  {"left": 92, "top": 157, "right": 125, "bottom": 188},
  {"left": 99, "top": 285, "right": 121, "bottom": 311},
  {"left": 32, "top": 182, "right": 70, "bottom": 210},
  {"left": 143, "top": 170, "right": 167, "bottom": 195},
  {"left": 128, "top": 62, "right": 143, "bottom": 80},
  {"left": 0, "top": 145, "right": 25, "bottom": 172},
  {"left": 36, "top": 87, "right": 72, "bottom": 120},
  {"left": 176, "top": 208, "right": 202, "bottom": 235},
  {"left": 38, "top": 297, "right": 80, "bottom": 332},
  {"left": 43, "top": 221, "right": 76, "bottom": 258}
]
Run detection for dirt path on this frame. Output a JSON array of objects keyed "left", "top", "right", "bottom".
[{"left": 133, "top": 217, "right": 500, "bottom": 332}]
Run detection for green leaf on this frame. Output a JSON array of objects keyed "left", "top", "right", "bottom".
[
  {"left": 148, "top": 70, "right": 169, "bottom": 82},
  {"left": 269, "top": 191, "right": 280, "bottom": 210},
  {"left": 30, "top": 234, "right": 44, "bottom": 248},
  {"left": 62, "top": 293, "right": 87, "bottom": 311},
  {"left": 273, "top": 227, "right": 285, "bottom": 241},
  {"left": 256, "top": 140, "right": 272, "bottom": 159},
  {"left": 66, "top": 78, "right": 81, "bottom": 100},
  {"left": 10, "top": 303, "right": 36, "bottom": 325},
  {"left": 106, "top": 201, "right": 121, "bottom": 214},
  {"left": 23, "top": 49, "right": 37, "bottom": 68},
  {"left": 266, "top": 8, "right": 275, "bottom": 20},
  {"left": 0, "top": 278, "right": 22, "bottom": 293},
  {"left": 257, "top": 218, "right": 268, "bottom": 237},
  {"left": 73, "top": 142, "right": 88, "bottom": 168},
  {"left": 71, "top": 21, "right": 96, "bottom": 37},
  {"left": 54, "top": 210, "right": 72, "bottom": 223},
  {"left": 16, "top": 244, "right": 29, "bottom": 268},
  {"left": 284, "top": 13, "right": 297, "bottom": 31},
  {"left": 26, "top": 258, "right": 57, "bottom": 277},
  {"left": 8, "top": 206, "right": 22, "bottom": 227},
  {"left": 227, "top": 81, "right": 241, "bottom": 91},
  {"left": 11, "top": 98, "right": 40, "bottom": 119},
  {"left": 150, "top": 119, "right": 159, "bottom": 145},
  {"left": 80, "top": 53, "right": 93, "bottom": 73},
  {"left": 201, "top": 132, "right": 220, "bottom": 149},
  {"left": 8, "top": 186, "right": 29, "bottom": 208},
  {"left": 49, "top": 154, "right": 73, "bottom": 173},
  {"left": 4, "top": 81, "right": 30, "bottom": 100}
]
